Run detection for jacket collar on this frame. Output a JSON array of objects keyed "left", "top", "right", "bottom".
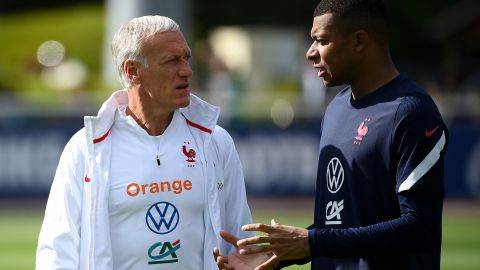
[{"left": 86, "top": 89, "right": 220, "bottom": 142}]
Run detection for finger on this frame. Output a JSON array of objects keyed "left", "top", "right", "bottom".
[
  {"left": 237, "top": 235, "right": 274, "bottom": 247},
  {"left": 220, "top": 230, "right": 239, "bottom": 248},
  {"left": 271, "top": 219, "right": 280, "bottom": 226},
  {"left": 241, "top": 223, "right": 275, "bottom": 233},
  {"left": 255, "top": 254, "right": 280, "bottom": 270},
  {"left": 216, "top": 255, "right": 228, "bottom": 264},
  {"left": 239, "top": 243, "right": 277, "bottom": 255},
  {"left": 216, "top": 255, "right": 232, "bottom": 269},
  {"left": 237, "top": 235, "right": 294, "bottom": 247},
  {"left": 269, "top": 219, "right": 288, "bottom": 232},
  {"left": 241, "top": 241, "right": 296, "bottom": 255},
  {"left": 213, "top": 247, "right": 220, "bottom": 260}
]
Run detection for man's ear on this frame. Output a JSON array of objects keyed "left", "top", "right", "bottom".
[
  {"left": 124, "top": 59, "right": 140, "bottom": 84},
  {"left": 353, "top": 29, "right": 368, "bottom": 52}
]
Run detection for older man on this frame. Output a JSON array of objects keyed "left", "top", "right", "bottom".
[{"left": 36, "top": 15, "right": 253, "bottom": 270}]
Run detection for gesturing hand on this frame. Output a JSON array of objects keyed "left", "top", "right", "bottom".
[
  {"left": 235, "top": 219, "right": 310, "bottom": 270},
  {"left": 214, "top": 230, "right": 274, "bottom": 270}
]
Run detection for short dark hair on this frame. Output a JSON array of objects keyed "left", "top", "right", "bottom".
[{"left": 313, "top": 0, "right": 391, "bottom": 44}]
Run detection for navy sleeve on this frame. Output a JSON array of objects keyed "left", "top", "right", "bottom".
[
  {"left": 393, "top": 95, "right": 447, "bottom": 195},
  {"left": 308, "top": 191, "right": 442, "bottom": 258}
]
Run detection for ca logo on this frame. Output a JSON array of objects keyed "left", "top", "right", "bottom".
[
  {"left": 325, "top": 200, "right": 344, "bottom": 225},
  {"left": 146, "top": 202, "right": 179, "bottom": 234},
  {"left": 148, "top": 240, "right": 181, "bottom": 264}
]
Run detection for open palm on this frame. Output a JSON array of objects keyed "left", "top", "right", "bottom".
[
  {"left": 227, "top": 247, "right": 270, "bottom": 270},
  {"left": 215, "top": 230, "right": 272, "bottom": 270}
]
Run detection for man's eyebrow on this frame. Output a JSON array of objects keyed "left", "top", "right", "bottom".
[{"left": 158, "top": 55, "right": 173, "bottom": 62}]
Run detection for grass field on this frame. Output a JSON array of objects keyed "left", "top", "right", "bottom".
[{"left": 1, "top": 198, "right": 479, "bottom": 269}]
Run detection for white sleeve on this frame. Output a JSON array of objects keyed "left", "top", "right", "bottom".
[
  {"left": 36, "top": 130, "right": 86, "bottom": 270},
  {"left": 212, "top": 126, "right": 254, "bottom": 253}
]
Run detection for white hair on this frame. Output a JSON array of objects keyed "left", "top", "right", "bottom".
[{"left": 111, "top": 15, "right": 180, "bottom": 88}]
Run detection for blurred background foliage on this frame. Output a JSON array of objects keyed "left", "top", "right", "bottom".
[
  {"left": 1, "top": 0, "right": 477, "bottom": 112},
  {"left": 0, "top": 4, "right": 105, "bottom": 108}
]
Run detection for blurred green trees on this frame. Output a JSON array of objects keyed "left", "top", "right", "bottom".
[{"left": 0, "top": 4, "right": 105, "bottom": 105}]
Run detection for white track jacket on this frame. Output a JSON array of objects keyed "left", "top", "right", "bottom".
[{"left": 36, "top": 90, "right": 253, "bottom": 270}]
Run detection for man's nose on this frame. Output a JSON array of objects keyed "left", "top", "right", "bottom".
[
  {"left": 306, "top": 42, "right": 317, "bottom": 60},
  {"left": 179, "top": 61, "right": 193, "bottom": 77}
]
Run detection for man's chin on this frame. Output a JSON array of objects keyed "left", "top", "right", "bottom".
[
  {"left": 177, "top": 97, "right": 190, "bottom": 108},
  {"left": 323, "top": 80, "right": 343, "bottom": 88}
]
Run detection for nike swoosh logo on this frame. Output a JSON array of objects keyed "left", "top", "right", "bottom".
[{"left": 425, "top": 125, "right": 440, "bottom": 137}]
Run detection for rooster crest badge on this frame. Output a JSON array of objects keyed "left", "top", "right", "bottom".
[
  {"left": 354, "top": 118, "right": 371, "bottom": 145},
  {"left": 182, "top": 141, "right": 196, "bottom": 167}
]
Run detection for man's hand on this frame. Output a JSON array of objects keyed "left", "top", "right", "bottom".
[
  {"left": 214, "top": 230, "right": 274, "bottom": 270},
  {"left": 235, "top": 219, "right": 310, "bottom": 269}
]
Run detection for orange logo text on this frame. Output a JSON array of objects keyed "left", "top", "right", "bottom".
[{"left": 126, "top": 180, "right": 192, "bottom": 196}]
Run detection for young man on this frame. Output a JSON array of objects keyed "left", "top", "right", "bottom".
[
  {"left": 36, "top": 15, "right": 253, "bottom": 270},
  {"left": 216, "top": 1, "right": 448, "bottom": 269}
]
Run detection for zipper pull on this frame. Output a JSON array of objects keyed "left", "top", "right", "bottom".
[{"left": 156, "top": 155, "right": 161, "bottom": 166}]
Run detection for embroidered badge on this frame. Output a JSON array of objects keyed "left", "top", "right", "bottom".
[
  {"left": 354, "top": 118, "right": 371, "bottom": 145},
  {"left": 182, "top": 141, "right": 196, "bottom": 167}
]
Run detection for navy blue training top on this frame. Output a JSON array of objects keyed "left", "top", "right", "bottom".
[{"left": 298, "top": 75, "right": 447, "bottom": 270}]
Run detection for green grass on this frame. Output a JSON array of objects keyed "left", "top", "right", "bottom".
[
  {"left": 441, "top": 215, "right": 480, "bottom": 270},
  {"left": 0, "top": 209, "right": 43, "bottom": 270},
  {"left": 1, "top": 202, "right": 479, "bottom": 270}
]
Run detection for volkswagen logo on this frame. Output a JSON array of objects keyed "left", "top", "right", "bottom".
[
  {"left": 326, "top": 157, "right": 344, "bottom": 193},
  {"left": 146, "top": 202, "right": 179, "bottom": 234}
]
